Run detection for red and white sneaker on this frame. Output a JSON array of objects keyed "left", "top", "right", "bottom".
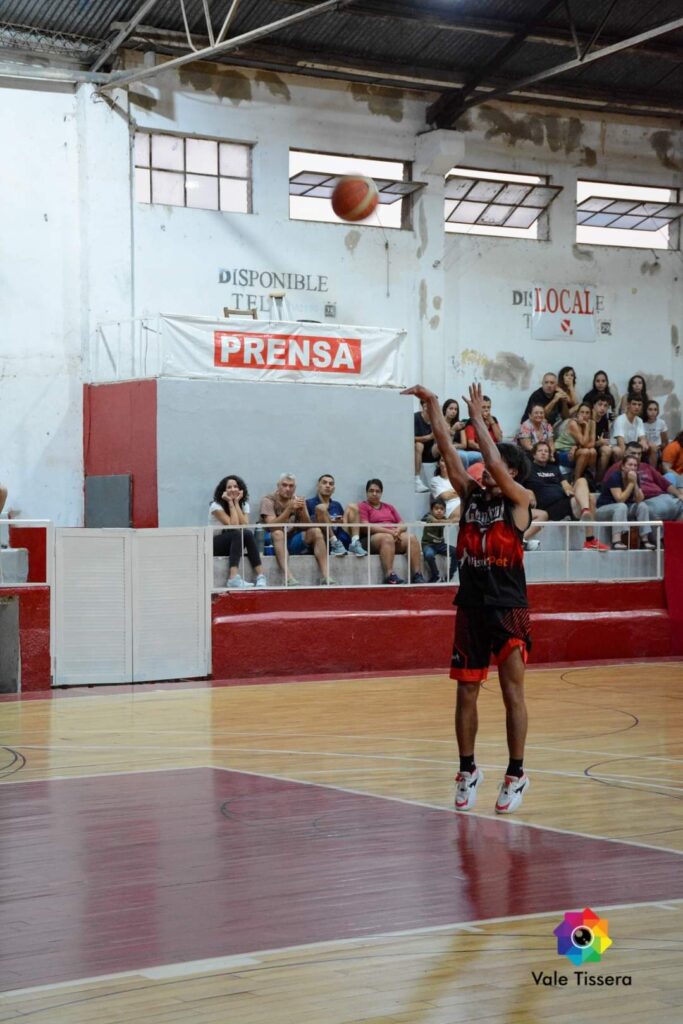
[
  {"left": 583, "top": 537, "right": 609, "bottom": 551},
  {"left": 454, "top": 767, "right": 484, "bottom": 811},
  {"left": 495, "top": 773, "right": 530, "bottom": 814}
]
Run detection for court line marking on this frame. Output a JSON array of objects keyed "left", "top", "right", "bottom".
[
  {"left": 212, "top": 764, "right": 683, "bottom": 857},
  {"left": 2, "top": 896, "right": 682, "bottom": 1000}
]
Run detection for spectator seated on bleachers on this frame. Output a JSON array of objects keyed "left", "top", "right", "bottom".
[
  {"left": 554, "top": 403, "right": 597, "bottom": 483},
  {"left": 591, "top": 396, "right": 617, "bottom": 482},
  {"left": 595, "top": 454, "right": 656, "bottom": 550},
  {"left": 463, "top": 395, "right": 502, "bottom": 453},
  {"left": 583, "top": 370, "right": 617, "bottom": 422},
  {"left": 644, "top": 400, "right": 668, "bottom": 468},
  {"left": 662, "top": 430, "right": 683, "bottom": 487},
  {"left": 614, "top": 443, "right": 683, "bottom": 527},
  {"left": 210, "top": 475, "right": 266, "bottom": 589},
  {"left": 556, "top": 366, "right": 580, "bottom": 420},
  {"left": 516, "top": 404, "right": 555, "bottom": 459},
  {"left": 521, "top": 372, "right": 566, "bottom": 428},
  {"left": 527, "top": 442, "right": 607, "bottom": 551},
  {"left": 442, "top": 398, "right": 482, "bottom": 468},
  {"left": 618, "top": 374, "right": 649, "bottom": 415},
  {"left": 414, "top": 398, "right": 437, "bottom": 492},
  {"left": 612, "top": 395, "right": 648, "bottom": 462},
  {"left": 430, "top": 457, "right": 462, "bottom": 520},
  {"left": 260, "top": 473, "right": 333, "bottom": 587},
  {"left": 306, "top": 473, "right": 366, "bottom": 558},
  {"left": 421, "top": 498, "right": 457, "bottom": 583},
  {"left": 359, "top": 478, "right": 426, "bottom": 585}
]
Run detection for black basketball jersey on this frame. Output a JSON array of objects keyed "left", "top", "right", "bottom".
[{"left": 454, "top": 488, "right": 530, "bottom": 608}]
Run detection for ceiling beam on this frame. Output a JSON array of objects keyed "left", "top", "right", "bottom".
[
  {"left": 100, "top": 0, "right": 360, "bottom": 90},
  {"left": 428, "top": 0, "right": 565, "bottom": 127},
  {"left": 91, "top": 0, "right": 160, "bottom": 72},
  {"left": 431, "top": 14, "right": 683, "bottom": 126}
]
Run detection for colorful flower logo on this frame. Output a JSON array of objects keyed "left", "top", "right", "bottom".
[{"left": 553, "top": 908, "right": 612, "bottom": 965}]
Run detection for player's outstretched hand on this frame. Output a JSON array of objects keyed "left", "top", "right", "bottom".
[
  {"left": 401, "top": 384, "right": 437, "bottom": 403},
  {"left": 462, "top": 382, "right": 485, "bottom": 420}
]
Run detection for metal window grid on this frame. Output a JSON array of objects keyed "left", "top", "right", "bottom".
[
  {"left": 134, "top": 131, "right": 252, "bottom": 212},
  {"left": 444, "top": 175, "right": 562, "bottom": 228},
  {"left": 288, "top": 171, "right": 425, "bottom": 205},
  {"left": 577, "top": 195, "right": 683, "bottom": 231}
]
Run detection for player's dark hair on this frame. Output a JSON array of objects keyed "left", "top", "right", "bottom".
[{"left": 497, "top": 443, "right": 530, "bottom": 484}]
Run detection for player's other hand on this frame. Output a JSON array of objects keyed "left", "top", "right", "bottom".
[{"left": 401, "top": 384, "right": 437, "bottom": 403}]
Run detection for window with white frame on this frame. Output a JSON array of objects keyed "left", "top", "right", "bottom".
[
  {"left": 445, "top": 167, "right": 561, "bottom": 240},
  {"left": 288, "top": 150, "right": 422, "bottom": 228},
  {"left": 576, "top": 179, "right": 682, "bottom": 250},
  {"left": 134, "top": 131, "right": 251, "bottom": 213}
]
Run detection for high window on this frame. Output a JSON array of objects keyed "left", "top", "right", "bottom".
[
  {"left": 576, "top": 179, "right": 682, "bottom": 250},
  {"left": 445, "top": 167, "right": 561, "bottom": 240},
  {"left": 134, "top": 131, "right": 251, "bottom": 213}
]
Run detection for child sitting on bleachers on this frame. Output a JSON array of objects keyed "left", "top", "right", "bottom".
[{"left": 421, "top": 497, "right": 458, "bottom": 583}]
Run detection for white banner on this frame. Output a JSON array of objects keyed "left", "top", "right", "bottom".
[
  {"left": 531, "top": 284, "right": 597, "bottom": 342},
  {"left": 159, "top": 314, "right": 406, "bottom": 387}
]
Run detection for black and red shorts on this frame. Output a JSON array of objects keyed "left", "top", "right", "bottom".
[{"left": 450, "top": 606, "right": 532, "bottom": 682}]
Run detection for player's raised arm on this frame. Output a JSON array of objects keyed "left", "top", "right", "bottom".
[
  {"left": 402, "top": 385, "right": 475, "bottom": 500},
  {"left": 462, "top": 383, "right": 530, "bottom": 512}
]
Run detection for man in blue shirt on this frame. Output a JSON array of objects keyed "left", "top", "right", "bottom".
[{"left": 306, "top": 474, "right": 367, "bottom": 557}]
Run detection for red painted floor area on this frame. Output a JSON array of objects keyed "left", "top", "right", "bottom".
[{"left": 2, "top": 768, "right": 683, "bottom": 991}]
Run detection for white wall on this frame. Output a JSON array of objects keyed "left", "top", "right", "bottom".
[{"left": 2, "top": 60, "right": 683, "bottom": 526}]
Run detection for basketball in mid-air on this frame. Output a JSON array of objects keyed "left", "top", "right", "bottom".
[{"left": 331, "top": 176, "right": 379, "bottom": 222}]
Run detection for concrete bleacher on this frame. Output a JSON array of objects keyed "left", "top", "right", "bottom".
[
  {"left": 0, "top": 548, "right": 29, "bottom": 585},
  {"left": 212, "top": 519, "right": 661, "bottom": 588}
]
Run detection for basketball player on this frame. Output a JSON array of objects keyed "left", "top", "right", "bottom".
[{"left": 402, "top": 383, "right": 532, "bottom": 814}]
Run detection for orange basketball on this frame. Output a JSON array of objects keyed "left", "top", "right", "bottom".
[{"left": 331, "top": 176, "right": 379, "bottom": 222}]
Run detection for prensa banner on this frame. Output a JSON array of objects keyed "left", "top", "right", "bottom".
[
  {"left": 531, "top": 284, "right": 597, "bottom": 342},
  {"left": 160, "top": 314, "right": 406, "bottom": 387}
]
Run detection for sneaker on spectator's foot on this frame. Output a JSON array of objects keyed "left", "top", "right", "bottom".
[
  {"left": 495, "top": 773, "right": 530, "bottom": 814},
  {"left": 583, "top": 537, "right": 609, "bottom": 551},
  {"left": 330, "top": 538, "right": 347, "bottom": 557},
  {"left": 285, "top": 575, "right": 300, "bottom": 587},
  {"left": 415, "top": 475, "right": 429, "bottom": 493},
  {"left": 227, "top": 575, "right": 254, "bottom": 589},
  {"left": 428, "top": 574, "right": 441, "bottom": 584},
  {"left": 455, "top": 767, "right": 484, "bottom": 811},
  {"left": 348, "top": 537, "right": 367, "bottom": 557},
  {"left": 318, "top": 576, "right": 339, "bottom": 586},
  {"left": 384, "top": 572, "right": 405, "bottom": 585},
  {"left": 412, "top": 572, "right": 427, "bottom": 584},
  {"left": 523, "top": 539, "right": 540, "bottom": 551},
  {"left": 255, "top": 574, "right": 267, "bottom": 587}
]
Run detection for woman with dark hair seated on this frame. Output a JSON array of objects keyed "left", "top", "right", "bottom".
[
  {"left": 441, "top": 398, "right": 482, "bottom": 468},
  {"left": 210, "top": 474, "right": 266, "bottom": 589},
  {"left": 583, "top": 369, "right": 616, "bottom": 420},
  {"left": 358, "top": 478, "right": 426, "bottom": 585}
]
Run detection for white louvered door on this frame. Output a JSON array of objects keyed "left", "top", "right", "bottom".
[{"left": 53, "top": 529, "right": 209, "bottom": 685}]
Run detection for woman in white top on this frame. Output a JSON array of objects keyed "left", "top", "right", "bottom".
[
  {"left": 644, "top": 399, "right": 669, "bottom": 467},
  {"left": 210, "top": 475, "right": 266, "bottom": 588},
  {"left": 429, "top": 457, "right": 462, "bottom": 520}
]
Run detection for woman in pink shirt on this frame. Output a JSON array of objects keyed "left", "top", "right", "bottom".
[{"left": 359, "top": 479, "right": 425, "bottom": 584}]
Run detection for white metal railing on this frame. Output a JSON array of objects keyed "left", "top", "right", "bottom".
[
  {"left": 207, "top": 518, "right": 665, "bottom": 591},
  {"left": 0, "top": 519, "right": 53, "bottom": 587}
]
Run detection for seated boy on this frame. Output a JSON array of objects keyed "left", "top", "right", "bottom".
[{"left": 421, "top": 497, "right": 458, "bottom": 583}]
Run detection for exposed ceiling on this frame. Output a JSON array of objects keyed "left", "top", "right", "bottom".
[{"left": 2, "top": 0, "right": 683, "bottom": 123}]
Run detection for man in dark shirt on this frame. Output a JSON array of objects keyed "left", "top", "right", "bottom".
[
  {"left": 414, "top": 399, "right": 436, "bottom": 492},
  {"left": 527, "top": 442, "right": 607, "bottom": 550},
  {"left": 521, "top": 372, "right": 567, "bottom": 426}
]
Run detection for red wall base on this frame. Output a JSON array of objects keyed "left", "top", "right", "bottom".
[
  {"left": 0, "top": 587, "right": 51, "bottom": 693},
  {"left": 212, "top": 581, "right": 671, "bottom": 681}
]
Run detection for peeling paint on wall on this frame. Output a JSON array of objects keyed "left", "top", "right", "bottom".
[
  {"left": 664, "top": 392, "right": 681, "bottom": 434},
  {"left": 477, "top": 107, "right": 583, "bottom": 154},
  {"left": 457, "top": 349, "right": 533, "bottom": 390},
  {"left": 647, "top": 373, "right": 675, "bottom": 395},
  {"left": 419, "top": 279, "right": 428, "bottom": 319},
  {"left": 672, "top": 325, "right": 680, "bottom": 356},
  {"left": 640, "top": 259, "right": 662, "bottom": 276},
  {"left": 349, "top": 83, "right": 404, "bottom": 123},
  {"left": 255, "top": 71, "right": 291, "bottom": 101},
  {"left": 416, "top": 201, "right": 428, "bottom": 259},
  {"left": 581, "top": 146, "right": 597, "bottom": 167},
  {"left": 433, "top": 296, "right": 442, "bottom": 310},
  {"left": 430, "top": 315, "right": 440, "bottom": 330},
  {"left": 129, "top": 90, "right": 158, "bottom": 111},
  {"left": 651, "top": 130, "right": 680, "bottom": 171},
  {"left": 179, "top": 67, "right": 253, "bottom": 103},
  {"left": 572, "top": 244, "right": 594, "bottom": 262},
  {"left": 344, "top": 229, "right": 361, "bottom": 252}
]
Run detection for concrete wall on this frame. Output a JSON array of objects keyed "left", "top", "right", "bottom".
[
  {"left": 2, "top": 60, "right": 683, "bottom": 526},
  {"left": 156, "top": 378, "right": 414, "bottom": 526}
]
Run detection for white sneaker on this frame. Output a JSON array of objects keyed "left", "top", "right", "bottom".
[
  {"left": 227, "top": 575, "right": 254, "bottom": 589},
  {"left": 415, "top": 475, "right": 429, "bottom": 493},
  {"left": 348, "top": 537, "right": 367, "bottom": 557},
  {"left": 454, "top": 767, "right": 484, "bottom": 811},
  {"left": 524, "top": 539, "right": 540, "bottom": 551},
  {"left": 255, "top": 574, "right": 267, "bottom": 588},
  {"left": 330, "top": 537, "right": 347, "bottom": 557},
  {"left": 495, "top": 773, "right": 530, "bottom": 814}
]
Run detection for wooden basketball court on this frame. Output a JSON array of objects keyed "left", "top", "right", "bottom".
[{"left": 2, "top": 661, "right": 683, "bottom": 1022}]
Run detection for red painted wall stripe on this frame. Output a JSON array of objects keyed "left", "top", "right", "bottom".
[{"left": 83, "top": 381, "right": 158, "bottom": 528}]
